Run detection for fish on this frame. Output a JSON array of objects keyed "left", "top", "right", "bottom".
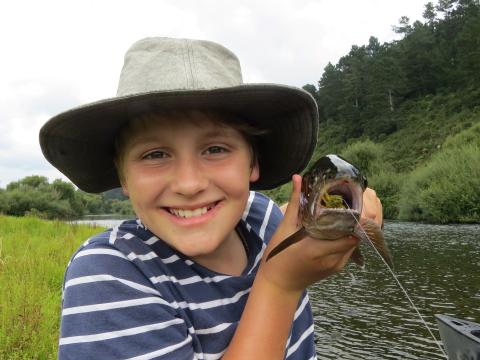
[{"left": 266, "top": 154, "right": 393, "bottom": 269}]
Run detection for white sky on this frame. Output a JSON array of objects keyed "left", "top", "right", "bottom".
[{"left": 0, "top": 0, "right": 426, "bottom": 188}]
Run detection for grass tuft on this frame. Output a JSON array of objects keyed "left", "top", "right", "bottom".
[{"left": 0, "top": 216, "right": 102, "bottom": 359}]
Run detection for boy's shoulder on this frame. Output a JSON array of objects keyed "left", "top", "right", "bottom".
[
  {"left": 242, "top": 191, "right": 283, "bottom": 243},
  {"left": 65, "top": 219, "right": 160, "bottom": 273},
  {"left": 80, "top": 219, "right": 154, "bottom": 245}
]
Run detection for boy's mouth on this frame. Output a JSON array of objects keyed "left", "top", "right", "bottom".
[{"left": 166, "top": 202, "right": 218, "bottom": 219}]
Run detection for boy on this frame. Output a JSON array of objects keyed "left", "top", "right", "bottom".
[{"left": 40, "top": 37, "right": 382, "bottom": 359}]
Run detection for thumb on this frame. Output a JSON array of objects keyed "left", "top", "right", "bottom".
[{"left": 282, "top": 174, "right": 302, "bottom": 227}]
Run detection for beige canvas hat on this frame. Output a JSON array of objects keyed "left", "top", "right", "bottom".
[{"left": 39, "top": 37, "right": 318, "bottom": 193}]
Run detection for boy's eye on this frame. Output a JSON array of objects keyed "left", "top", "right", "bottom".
[
  {"left": 204, "top": 146, "right": 228, "bottom": 155},
  {"left": 142, "top": 150, "right": 169, "bottom": 159}
]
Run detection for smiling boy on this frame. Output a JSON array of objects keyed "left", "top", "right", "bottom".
[
  {"left": 40, "top": 37, "right": 382, "bottom": 359},
  {"left": 116, "top": 110, "right": 260, "bottom": 275}
]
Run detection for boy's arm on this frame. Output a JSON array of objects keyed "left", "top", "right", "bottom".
[
  {"left": 361, "top": 187, "right": 383, "bottom": 226},
  {"left": 223, "top": 175, "right": 359, "bottom": 359}
]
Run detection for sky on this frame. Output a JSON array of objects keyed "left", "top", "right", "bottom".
[{"left": 0, "top": 0, "right": 427, "bottom": 189}]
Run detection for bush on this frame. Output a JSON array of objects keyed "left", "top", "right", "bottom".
[
  {"left": 262, "top": 182, "right": 292, "bottom": 206},
  {"left": 398, "top": 144, "right": 480, "bottom": 223},
  {"left": 339, "top": 140, "right": 403, "bottom": 219},
  {"left": 369, "top": 170, "right": 404, "bottom": 220},
  {"left": 0, "top": 176, "right": 135, "bottom": 219},
  {"left": 109, "top": 199, "right": 134, "bottom": 216},
  {"left": 340, "top": 139, "right": 387, "bottom": 177},
  {"left": 443, "top": 121, "right": 480, "bottom": 149},
  {"left": 3, "top": 187, "right": 79, "bottom": 220}
]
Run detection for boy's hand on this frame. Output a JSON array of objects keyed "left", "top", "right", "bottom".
[
  {"left": 259, "top": 174, "right": 359, "bottom": 294},
  {"left": 361, "top": 187, "right": 383, "bottom": 227}
]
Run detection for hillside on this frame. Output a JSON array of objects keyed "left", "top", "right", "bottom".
[{"left": 265, "top": 0, "right": 480, "bottom": 223}]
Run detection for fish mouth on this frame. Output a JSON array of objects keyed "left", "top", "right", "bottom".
[{"left": 317, "top": 178, "right": 363, "bottom": 213}]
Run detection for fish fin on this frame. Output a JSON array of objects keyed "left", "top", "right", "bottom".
[
  {"left": 350, "top": 247, "right": 365, "bottom": 268},
  {"left": 266, "top": 227, "right": 308, "bottom": 261},
  {"left": 358, "top": 219, "right": 394, "bottom": 270}
]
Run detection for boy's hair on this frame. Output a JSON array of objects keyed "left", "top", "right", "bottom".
[{"left": 114, "top": 109, "right": 267, "bottom": 184}]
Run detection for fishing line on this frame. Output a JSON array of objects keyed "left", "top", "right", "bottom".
[{"left": 343, "top": 200, "right": 448, "bottom": 359}]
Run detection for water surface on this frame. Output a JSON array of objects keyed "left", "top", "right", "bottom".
[
  {"left": 310, "top": 221, "right": 480, "bottom": 359},
  {"left": 73, "top": 215, "right": 129, "bottom": 229}
]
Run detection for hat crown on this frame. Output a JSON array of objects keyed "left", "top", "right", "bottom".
[{"left": 117, "top": 37, "right": 243, "bottom": 96}]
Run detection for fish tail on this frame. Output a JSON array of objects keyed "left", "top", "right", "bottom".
[
  {"left": 358, "top": 219, "right": 394, "bottom": 270},
  {"left": 350, "top": 247, "right": 365, "bottom": 268}
]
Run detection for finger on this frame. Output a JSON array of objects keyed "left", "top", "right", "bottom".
[
  {"left": 310, "top": 236, "right": 359, "bottom": 258},
  {"left": 310, "top": 241, "right": 358, "bottom": 274},
  {"left": 334, "top": 244, "right": 359, "bottom": 270},
  {"left": 282, "top": 174, "right": 302, "bottom": 226}
]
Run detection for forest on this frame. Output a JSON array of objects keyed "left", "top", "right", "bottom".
[
  {"left": 0, "top": 0, "right": 479, "bottom": 223},
  {"left": 266, "top": 0, "right": 480, "bottom": 223}
]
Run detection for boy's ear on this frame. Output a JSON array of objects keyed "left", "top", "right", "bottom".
[
  {"left": 249, "top": 160, "right": 260, "bottom": 183},
  {"left": 121, "top": 183, "right": 129, "bottom": 197}
]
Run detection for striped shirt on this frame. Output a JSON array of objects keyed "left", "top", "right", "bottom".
[{"left": 59, "top": 191, "right": 316, "bottom": 359}]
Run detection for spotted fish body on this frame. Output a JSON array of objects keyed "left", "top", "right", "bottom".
[{"left": 266, "top": 154, "right": 393, "bottom": 269}]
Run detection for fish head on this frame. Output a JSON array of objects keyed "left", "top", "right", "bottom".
[
  {"left": 266, "top": 154, "right": 392, "bottom": 267},
  {"left": 301, "top": 154, "right": 366, "bottom": 238}
]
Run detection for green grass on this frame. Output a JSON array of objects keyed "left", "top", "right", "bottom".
[{"left": 0, "top": 216, "right": 103, "bottom": 359}]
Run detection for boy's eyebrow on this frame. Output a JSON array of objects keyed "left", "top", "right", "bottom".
[
  {"left": 127, "top": 135, "right": 163, "bottom": 148},
  {"left": 202, "top": 127, "right": 234, "bottom": 139}
]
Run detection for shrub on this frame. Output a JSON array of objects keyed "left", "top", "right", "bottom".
[
  {"left": 109, "top": 199, "right": 135, "bottom": 216},
  {"left": 369, "top": 170, "right": 404, "bottom": 220},
  {"left": 398, "top": 144, "right": 480, "bottom": 223},
  {"left": 340, "top": 139, "right": 387, "bottom": 177},
  {"left": 262, "top": 182, "right": 292, "bottom": 206},
  {"left": 443, "top": 121, "right": 480, "bottom": 149}
]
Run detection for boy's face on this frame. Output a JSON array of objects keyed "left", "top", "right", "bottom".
[{"left": 119, "top": 112, "right": 259, "bottom": 263}]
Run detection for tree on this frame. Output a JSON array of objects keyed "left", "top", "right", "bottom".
[
  {"left": 317, "top": 62, "right": 346, "bottom": 122},
  {"left": 302, "top": 84, "right": 318, "bottom": 100},
  {"left": 6, "top": 175, "right": 49, "bottom": 191},
  {"left": 423, "top": 2, "right": 438, "bottom": 24},
  {"left": 393, "top": 16, "right": 414, "bottom": 35}
]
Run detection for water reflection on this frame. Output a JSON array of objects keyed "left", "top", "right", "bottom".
[
  {"left": 310, "top": 221, "right": 480, "bottom": 359},
  {"left": 72, "top": 215, "right": 128, "bottom": 229}
]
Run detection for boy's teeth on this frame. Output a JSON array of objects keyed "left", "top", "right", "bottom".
[{"left": 170, "top": 206, "right": 210, "bottom": 218}]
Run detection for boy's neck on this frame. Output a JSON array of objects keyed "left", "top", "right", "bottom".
[{"left": 191, "top": 229, "right": 248, "bottom": 276}]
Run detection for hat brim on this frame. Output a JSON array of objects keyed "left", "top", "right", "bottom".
[{"left": 39, "top": 84, "right": 318, "bottom": 193}]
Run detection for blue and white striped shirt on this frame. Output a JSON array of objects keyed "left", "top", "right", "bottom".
[{"left": 59, "top": 192, "right": 316, "bottom": 359}]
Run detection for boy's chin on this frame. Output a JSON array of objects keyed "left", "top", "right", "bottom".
[{"left": 162, "top": 234, "right": 224, "bottom": 259}]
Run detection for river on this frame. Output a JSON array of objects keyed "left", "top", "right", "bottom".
[
  {"left": 310, "top": 221, "right": 479, "bottom": 359},
  {"left": 75, "top": 218, "right": 479, "bottom": 359}
]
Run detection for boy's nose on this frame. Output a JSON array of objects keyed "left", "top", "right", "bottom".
[{"left": 170, "top": 159, "right": 208, "bottom": 196}]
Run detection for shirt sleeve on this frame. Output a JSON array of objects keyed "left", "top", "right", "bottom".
[
  {"left": 58, "top": 241, "right": 194, "bottom": 360},
  {"left": 243, "top": 191, "right": 283, "bottom": 244}
]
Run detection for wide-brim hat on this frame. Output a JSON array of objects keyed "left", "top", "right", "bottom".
[{"left": 39, "top": 37, "right": 318, "bottom": 193}]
